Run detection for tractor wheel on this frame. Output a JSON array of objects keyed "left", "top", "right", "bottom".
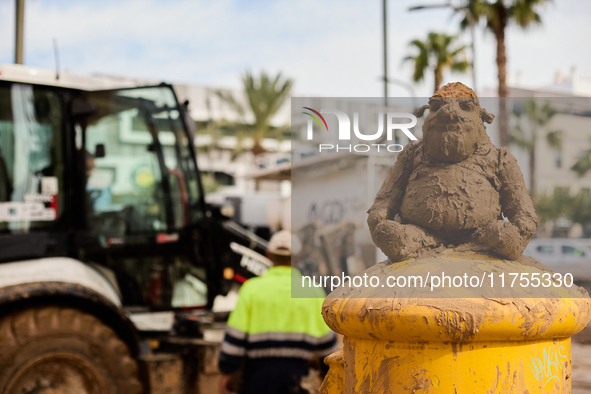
[{"left": 0, "top": 306, "right": 143, "bottom": 394}]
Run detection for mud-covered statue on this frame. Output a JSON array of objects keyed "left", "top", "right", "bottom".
[{"left": 367, "top": 82, "right": 538, "bottom": 262}]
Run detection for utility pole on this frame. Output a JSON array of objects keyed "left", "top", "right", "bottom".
[
  {"left": 15, "top": 0, "right": 25, "bottom": 64},
  {"left": 463, "top": 7, "right": 477, "bottom": 93}
]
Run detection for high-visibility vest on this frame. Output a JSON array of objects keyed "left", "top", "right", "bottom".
[{"left": 218, "top": 266, "right": 338, "bottom": 374}]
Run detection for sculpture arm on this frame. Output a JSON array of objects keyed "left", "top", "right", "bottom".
[
  {"left": 367, "top": 144, "right": 417, "bottom": 233},
  {"left": 478, "top": 148, "right": 539, "bottom": 260},
  {"left": 497, "top": 147, "right": 539, "bottom": 241}
]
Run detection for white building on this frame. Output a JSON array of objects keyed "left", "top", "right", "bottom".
[{"left": 481, "top": 69, "right": 591, "bottom": 237}]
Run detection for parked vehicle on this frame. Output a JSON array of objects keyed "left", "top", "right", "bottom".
[{"left": 524, "top": 238, "right": 591, "bottom": 280}]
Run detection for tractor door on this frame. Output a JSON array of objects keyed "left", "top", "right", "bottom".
[
  {"left": 0, "top": 82, "right": 68, "bottom": 262},
  {"left": 77, "top": 86, "right": 212, "bottom": 310}
]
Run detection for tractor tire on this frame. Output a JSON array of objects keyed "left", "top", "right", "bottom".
[{"left": 0, "top": 306, "right": 143, "bottom": 394}]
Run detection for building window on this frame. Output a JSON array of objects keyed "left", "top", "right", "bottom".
[{"left": 554, "top": 148, "right": 562, "bottom": 168}]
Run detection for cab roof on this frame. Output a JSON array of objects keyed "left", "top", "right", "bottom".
[{"left": 0, "top": 63, "right": 157, "bottom": 91}]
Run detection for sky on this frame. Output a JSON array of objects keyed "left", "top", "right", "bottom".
[{"left": 0, "top": 0, "right": 590, "bottom": 97}]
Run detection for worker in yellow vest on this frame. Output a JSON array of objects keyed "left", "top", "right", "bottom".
[{"left": 218, "top": 230, "right": 338, "bottom": 394}]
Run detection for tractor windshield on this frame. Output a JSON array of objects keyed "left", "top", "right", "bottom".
[{"left": 83, "top": 86, "right": 203, "bottom": 236}]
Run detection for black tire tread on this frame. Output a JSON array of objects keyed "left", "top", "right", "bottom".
[{"left": 0, "top": 306, "right": 143, "bottom": 394}]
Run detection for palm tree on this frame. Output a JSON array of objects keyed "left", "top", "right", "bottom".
[
  {"left": 536, "top": 187, "right": 574, "bottom": 225},
  {"left": 404, "top": 32, "right": 470, "bottom": 94},
  {"left": 537, "top": 187, "right": 591, "bottom": 238},
  {"left": 217, "top": 71, "right": 292, "bottom": 156},
  {"left": 510, "top": 99, "right": 561, "bottom": 201},
  {"left": 536, "top": 187, "right": 575, "bottom": 237},
  {"left": 570, "top": 189, "right": 591, "bottom": 237},
  {"left": 456, "top": 0, "right": 550, "bottom": 147},
  {"left": 565, "top": 151, "right": 591, "bottom": 237}
]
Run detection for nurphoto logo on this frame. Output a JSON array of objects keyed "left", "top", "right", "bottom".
[{"left": 302, "top": 107, "right": 419, "bottom": 153}]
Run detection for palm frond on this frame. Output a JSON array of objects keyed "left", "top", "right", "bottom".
[
  {"left": 510, "top": 124, "right": 534, "bottom": 150},
  {"left": 451, "top": 60, "right": 470, "bottom": 73},
  {"left": 572, "top": 152, "right": 591, "bottom": 177},
  {"left": 215, "top": 90, "right": 246, "bottom": 122},
  {"left": 405, "top": 32, "right": 468, "bottom": 85},
  {"left": 510, "top": 0, "right": 546, "bottom": 28},
  {"left": 512, "top": 98, "right": 561, "bottom": 153},
  {"left": 226, "top": 70, "right": 293, "bottom": 155},
  {"left": 546, "top": 130, "right": 562, "bottom": 149}
]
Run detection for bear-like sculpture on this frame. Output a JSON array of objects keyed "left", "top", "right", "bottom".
[{"left": 367, "top": 82, "right": 538, "bottom": 262}]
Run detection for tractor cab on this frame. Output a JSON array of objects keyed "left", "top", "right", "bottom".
[
  {"left": 0, "top": 74, "right": 268, "bottom": 313},
  {"left": 0, "top": 64, "right": 274, "bottom": 393}
]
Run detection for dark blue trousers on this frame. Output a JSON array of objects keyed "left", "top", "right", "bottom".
[{"left": 239, "top": 358, "right": 309, "bottom": 394}]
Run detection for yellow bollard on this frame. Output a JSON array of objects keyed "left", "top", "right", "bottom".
[{"left": 321, "top": 250, "right": 591, "bottom": 393}]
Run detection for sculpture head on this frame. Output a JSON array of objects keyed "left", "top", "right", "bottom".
[{"left": 417, "top": 82, "right": 494, "bottom": 163}]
